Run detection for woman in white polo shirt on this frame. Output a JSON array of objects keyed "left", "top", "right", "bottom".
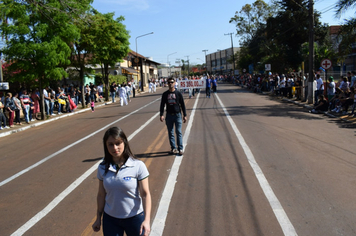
[{"left": 92, "top": 127, "right": 151, "bottom": 236}]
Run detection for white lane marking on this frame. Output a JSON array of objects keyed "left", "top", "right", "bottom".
[
  {"left": 10, "top": 112, "right": 160, "bottom": 236},
  {"left": 0, "top": 98, "right": 160, "bottom": 187},
  {"left": 214, "top": 93, "right": 298, "bottom": 236},
  {"left": 150, "top": 93, "right": 200, "bottom": 236}
]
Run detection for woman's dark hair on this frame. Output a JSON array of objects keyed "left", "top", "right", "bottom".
[{"left": 102, "top": 127, "right": 135, "bottom": 174}]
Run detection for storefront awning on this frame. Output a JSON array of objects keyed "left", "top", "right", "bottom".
[{"left": 122, "top": 67, "right": 138, "bottom": 75}]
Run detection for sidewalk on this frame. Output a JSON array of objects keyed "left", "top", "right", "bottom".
[
  {"left": 0, "top": 88, "right": 158, "bottom": 138},
  {"left": 263, "top": 91, "right": 356, "bottom": 123},
  {"left": 0, "top": 100, "right": 109, "bottom": 138}
]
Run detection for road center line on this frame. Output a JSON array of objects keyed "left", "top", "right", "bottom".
[
  {"left": 0, "top": 98, "right": 160, "bottom": 188},
  {"left": 214, "top": 93, "right": 298, "bottom": 236},
  {"left": 150, "top": 93, "right": 200, "bottom": 236},
  {"left": 11, "top": 110, "right": 160, "bottom": 236}
]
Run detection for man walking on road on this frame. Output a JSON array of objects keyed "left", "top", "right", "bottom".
[
  {"left": 206, "top": 75, "right": 212, "bottom": 98},
  {"left": 160, "top": 77, "right": 187, "bottom": 155}
]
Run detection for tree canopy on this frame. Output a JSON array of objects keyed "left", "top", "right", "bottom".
[{"left": 231, "top": 0, "right": 330, "bottom": 74}]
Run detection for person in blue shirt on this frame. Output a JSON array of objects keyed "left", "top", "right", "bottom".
[{"left": 212, "top": 76, "right": 218, "bottom": 93}]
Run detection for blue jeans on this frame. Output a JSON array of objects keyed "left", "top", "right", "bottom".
[
  {"left": 0, "top": 112, "right": 6, "bottom": 127},
  {"left": 49, "top": 101, "right": 54, "bottom": 115},
  {"left": 23, "top": 105, "right": 30, "bottom": 122},
  {"left": 44, "top": 99, "right": 50, "bottom": 115},
  {"left": 57, "top": 102, "right": 62, "bottom": 113},
  {"left": 111, "top": 92, "right": 116, "bottom": 103},
  {"left": 165, "top": 112, "right": 183, "bottom": 151},
  {"left": 103, "top": 212, "right": 145, "bottom": 236}
]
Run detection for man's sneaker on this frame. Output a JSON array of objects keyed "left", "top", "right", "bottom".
[
  {"left": 178, "top": 150, "right": 184, "bottom": 155},
  {"left": 3, "top": 126, "right": 9, "bottom": 129},
  {"left": 170, "top": 149, "right": 178, "bottom": 155}
]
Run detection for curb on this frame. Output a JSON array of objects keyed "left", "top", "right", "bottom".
[
  {"left": 280, "top": 98, "right": 354, "bottom": 122},
  {"left": 0, "top": 88, "right": 157, "bottom": 139},
  {"left": 0, "top": 101, "right": 111, "bottom": 138}
]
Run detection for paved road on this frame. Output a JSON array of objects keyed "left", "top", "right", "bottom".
[{"left": 0, "top": 84, "right": 355, "bottom": 236}]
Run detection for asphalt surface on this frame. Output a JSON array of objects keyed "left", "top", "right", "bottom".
[{"left": 1, "top": 84, "right": 355, "bottom": 236}]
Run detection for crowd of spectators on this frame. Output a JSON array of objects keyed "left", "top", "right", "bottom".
[
  {"left": 236, "top": 71, "right": 356, "bottom": 117},
  {"left": 0, "top": 81, "right": 137, "bottom": 130}
]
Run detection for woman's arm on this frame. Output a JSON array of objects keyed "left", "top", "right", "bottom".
[
  {"left": 139, "top": 178, "right": 152, "bottom": 236},
  {"left": 92, "top": 180, "right": 106, "bottom": 232}
]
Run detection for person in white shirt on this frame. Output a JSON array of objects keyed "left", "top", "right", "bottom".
[
  {"left": 350, "top": 71, "right": 356, "bottom": 88},
  {"left": 125, "top": 84, "right": 131, "bottom": 102},
  {"left": 280, "top": 74, "right": 286, "bottom": 97},
  {"left": 119, "top": 84, "right": 128, "bottom": 106},
  {"left": 327, "top": 76, "right": 335, "bottom": 101},
  {"left": 148, "top": 80, "right": 153, "bottom": 93},
  {"left": 97, "top": 83, "right": 103, "bottom": 97},
  {"left": 132, "top": 82, "right": 136, "bottom": 98},
  {"left": 153, "top": 80, "right": 156, "bottom": 93},
  {"left": 315, "top": 74, "right": 324, "bottom": 105}
]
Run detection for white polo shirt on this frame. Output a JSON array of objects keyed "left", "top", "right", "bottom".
[{"left": 97, "top": 157, "right": 149, "bottom": 219}]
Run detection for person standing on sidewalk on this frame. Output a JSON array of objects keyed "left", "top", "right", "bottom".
[
  {"left": 132, "top": 82, "right": 136, "bottom": 98},
  {"left": 327, "top": 76, "right": 336, "bottom": 102},
  {"left": 159, "top": 77, "right": 187, "bottom": 155},
  {"left": 315, "top": 74, "right": 324, "bottom": 105}
]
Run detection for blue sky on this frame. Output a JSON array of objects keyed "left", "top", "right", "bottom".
[{"left": 92, "top": 0, "right": 354, "bottom": 66}]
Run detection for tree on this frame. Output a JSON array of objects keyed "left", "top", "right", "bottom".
[
  {"left": 70, "top": 10, "right": 97, "bottom": 108},
  {"left": 88, "top": 12, "right": 130, "bottom": 101},
  {"left": 264, "top": 0, "right": 328, "bottom": 72},
  {"left": 0, "top": 0, "right": 92, "bottom": 119},
  {"left": 335, "top": 0, "right": 356, "bottom": 57},
  {"left": 229, "top": 0, "right": 275, "bottom": 44}
]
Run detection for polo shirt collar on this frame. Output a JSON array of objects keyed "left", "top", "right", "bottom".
[{"left": 108, "top": 156, "right": 135, "bottom": 172}]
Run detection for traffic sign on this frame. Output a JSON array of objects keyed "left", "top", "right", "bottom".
[{"left": 321, "top": 59, "right": 332, "bottom": 70}]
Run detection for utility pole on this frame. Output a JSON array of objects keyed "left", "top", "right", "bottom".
[
  {"left": 202, "top": 49, "right": 208, "bottom": 73},
  {"left": 307, "top": 0, "right": 314, "bottom": 104},
  {"left": 185, "top": 56, "right": 189, "bottom": 76},
  {"left": 135, "top": 32, "right": 154, "bottom": 92},
  {"left": 225, "top": 33, "right": 236, "bottom": 76}
]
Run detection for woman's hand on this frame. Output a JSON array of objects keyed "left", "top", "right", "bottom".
[
  {"left": 92, "top": 218, "right": 101, "bottom": 232},
  {"left": 140, "top": 220, "right": 151, "bottom": 236}
]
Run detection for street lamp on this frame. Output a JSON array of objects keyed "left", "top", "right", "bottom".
[
  {"left": 135, "top": 32, "right": 154, "bottom": 92},
  {"left": 224, "top": 33, "right": 235, "bottom": 76},
  {"left": 167, "top": 52, "right": 177, "bottom": 78}
]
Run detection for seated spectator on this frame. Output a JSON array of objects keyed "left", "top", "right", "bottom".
[
  {"left": 310, "top": 94, "right": 329, "bottom": 114},
  {"left": 340, "top": 87, "right": 355, "bottom": 115},
  {"left": 58, "top": 89, "right": 71, "bottom": 113},
  {"left": 329, "top": 88, "right": 342, "bottom": 111},
  {"left": 340, "top": 76, "right": 349, "bottom": 92}
]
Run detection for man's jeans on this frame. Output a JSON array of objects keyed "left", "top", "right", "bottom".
[
  {"left": 23, "top": 105, "right": 30, "bottom": 123},
  {"left": 165, "top": 112, "right": 183, "bottom": 151},
  {"left": 111, "top": 92, "right": 116, "bottom": 103},
  {"left": 44, "top": 99, "right": 50, "bottom": 115},
  {"left": 49, "top": 101, "right": 54, "bottom": 115}
]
